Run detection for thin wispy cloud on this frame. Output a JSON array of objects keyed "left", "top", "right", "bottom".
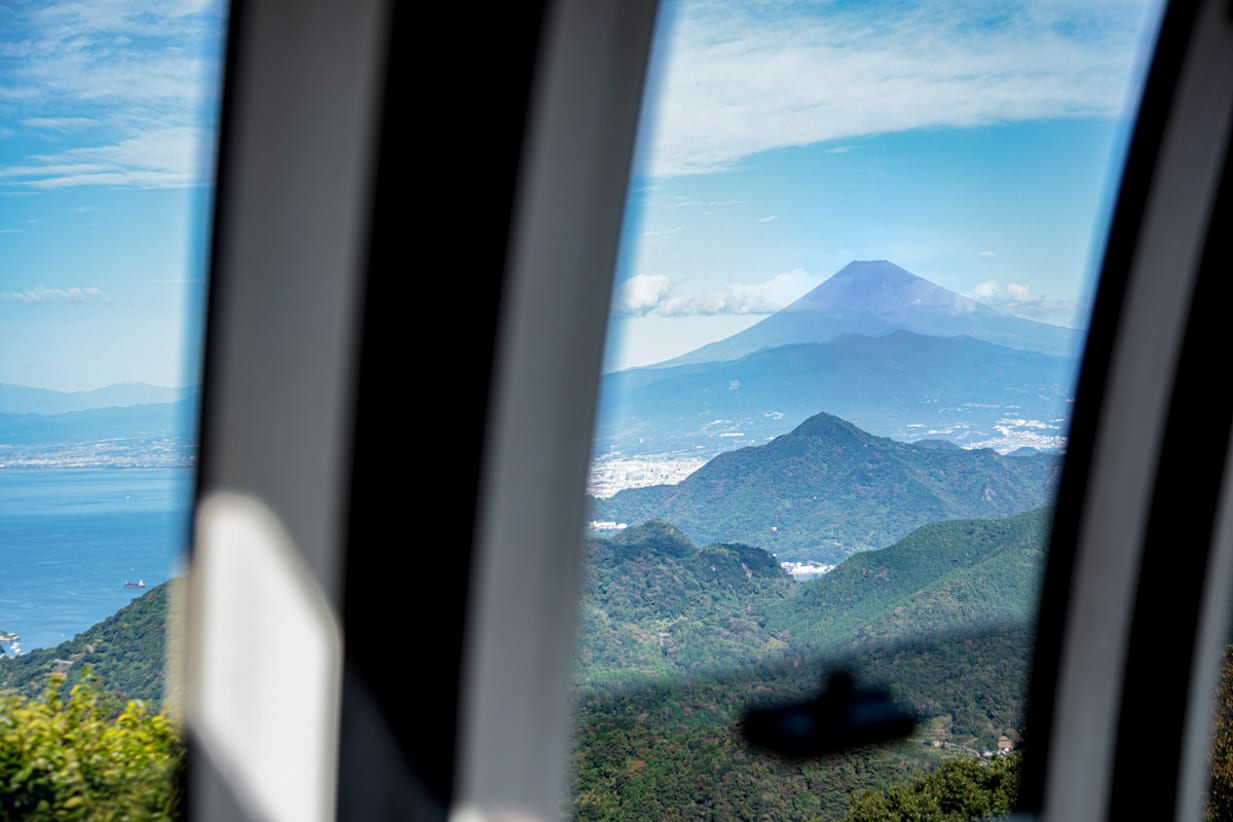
[
  {"left": 978, "top": 250, "right": 997, "bottom": 258},
  {"left": 755, "top": 215, "right": 778, "bottom": 223},
  {"left": 1, "top": 286, "right": 110, "bottom": 303},
  {"left": 22, "top": 117, "right": 98, "bottom": 131},
  {"left": 0, "top": 0, "right": 225, "bottom": 190},
  {"left": 667, "top": 197, "right": 745, "bottom": 208},
  {"left": 642, "top": 225, "right": 687, "bottom": 238},
  {"left": 0, "top": 86, "right": 40, "bottom": 102},
  {"left": 643, "top": 0, "right": 1158, "bottom": 177}
]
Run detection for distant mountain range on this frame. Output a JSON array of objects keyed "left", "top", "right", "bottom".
[
  {"left": 591, "top": 411, "right": 1061, "bottom": 562},
  {"left": 654, "top": 260, "right": 1081, "bottom": 368},
  {"left": 0, "top": 382, "right": 194, "bottom": 415},
  {"left": 597, "top": 329, "right": 1076, "bottom": 457},
  {"left": 0, "top": 383, "right": 199, "bottom": 467},
  {"left": 0, "top": 399, "right": 197, "bottom": 446}
]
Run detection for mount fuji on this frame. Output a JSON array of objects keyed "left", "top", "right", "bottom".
[
  {"left": 594, "top": 261, "right": 1081, "bottom": 460},
  {"left": 653, "top": 260, "right": 1082, "bottom": 368}
]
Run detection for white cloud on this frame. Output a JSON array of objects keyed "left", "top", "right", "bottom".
[
  {"left": 642, "top": 0, "right": 1158, "bottom": 177},
  {"left": 755, "top": 215, "right": 779, "bottom": 223},
  {"left": 2, "top": 286, "right": 110, "bottom": 303},
  {"left": 620, "top": 268, "right": 817, "bottom": 317},
  {"left": 978, "top": 250, "right": 997, "bottom": 258},
  {"left": 614, "top": 274, "right": 674, "bottom": 316},
  {"left": 965, "top": 279, "right": 1077, "bottom": 325},
  {"left": 5, "top": 126, "right": 213, "bottom": 189},
  {"left": 969, "top": 280, "right": 1002, "bottom": 299},
  {"left": 1006, "top": 282, "right": 1042, "bottom": 303}
]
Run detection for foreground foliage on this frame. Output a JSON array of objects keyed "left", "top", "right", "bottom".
[
  {"left": 0, "top": 671, "right": 184, "bottom": 820},
  {"left": 1209, "top": 646, "right": 1233, "bottom": 820},
  {"left": 843, "top": 754, "right": 1019, "bottom": 821}
]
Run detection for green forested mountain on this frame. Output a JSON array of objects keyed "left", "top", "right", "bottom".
[
  {"left": 575, "top": 513, "right": 1047, "bottom": 741},
  {"left": 0, "top": 580, "right": 177, "bottom": 706},
  {"left": 768, "top": 508, "right": 1050, "bottom": 651},
  {"left": 580, "top": 510, "right": 1049, "bottom": 684},
  {"left": 592, "top": 412, "right": 1061, "bottom": 562},
  {"left": 577, "top": 520, "right": 796, "bottom": 679},
  {"left": 569, "top": 512, "right": 1048, "bottom": 820}
]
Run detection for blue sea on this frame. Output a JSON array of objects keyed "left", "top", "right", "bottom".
[{"left": 0, "top": 470, "right": 193, "bottom": 653}]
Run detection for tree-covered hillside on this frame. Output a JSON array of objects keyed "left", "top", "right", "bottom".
[
  {"left": 570, "top": 622, "right": 1034, "bottom": 821},
  {"left": 0, "top": 580, "right": 178, "bottom": 706},
  {"left": 577, "top": 520, "right": 796, "bottom": 679},
  {"left": 569, "top": 511, "right": 1050, "bottom": 820},
  {"left": 580, "top": 510, "right": 1050, "bottom": 686},
  {"left": 768, "top": 508, "right": 1050, "bottom": 651}
]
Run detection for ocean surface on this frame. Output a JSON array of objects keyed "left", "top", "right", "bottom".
[{"left": 0, "top": 469, "right": 193, "bottom": 653}]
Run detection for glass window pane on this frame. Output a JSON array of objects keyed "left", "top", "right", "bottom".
[
  {"left": 572, "top": 0, "right": 1165, "bottom": 819},
  {"left": 0, "top": 1, "right": 228, "bottom": 815}
]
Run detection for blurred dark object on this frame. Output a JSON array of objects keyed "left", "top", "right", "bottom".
[{"left": 742, "top": 671, "right": 917, "bottom": 758}]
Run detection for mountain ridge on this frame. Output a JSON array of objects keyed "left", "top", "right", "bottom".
[
  {"left": 0, "top": 382, "right": 195, "bottom": 415},
  {"left": 596, "top": 328, "right": 1076, "bottom": 457}
]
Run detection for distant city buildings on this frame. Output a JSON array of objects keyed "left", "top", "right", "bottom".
[
  {"left": 779, "top": 561, "right": 835, "bottom": 581},
  {"left": 590, "top": 520, "right": 628, "bottom": 531},
  {"left": 587, "top": 452, "right": 708, "bottom": 498}
]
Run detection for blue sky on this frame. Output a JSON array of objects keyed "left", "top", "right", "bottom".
[
  {"left": 0, "top": 0, "right": 226, "bottom": 392},
  {"left": 0, "top": 0, "right": 1164, "bottom": 390},
  {"left": 605, "top": 0, "right": 1165, "bottom": 371}
]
